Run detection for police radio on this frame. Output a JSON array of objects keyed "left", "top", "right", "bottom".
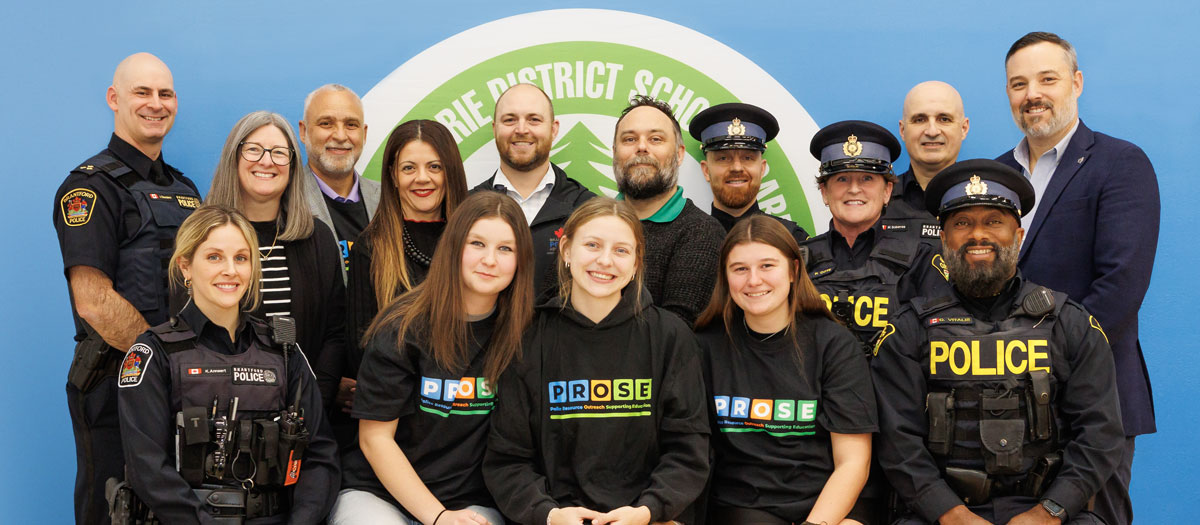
[{"left": 271, "top": 316, "right": 308, "bottom": 486}]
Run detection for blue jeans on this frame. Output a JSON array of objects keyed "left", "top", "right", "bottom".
[{"left": 328, "top": 489, "right": 505, "bottom": 525}]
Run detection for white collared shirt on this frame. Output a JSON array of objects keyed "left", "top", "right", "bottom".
[
  {"left": 1012, "top": 119, "right": 1081, "bottom": 236},
  {"left": 492, "top": 164, "right": 556, "bottom": 224}
]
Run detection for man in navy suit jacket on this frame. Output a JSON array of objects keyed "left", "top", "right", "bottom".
[{"left": 997, "top": 32, "right": 1159, "bottom": 525}]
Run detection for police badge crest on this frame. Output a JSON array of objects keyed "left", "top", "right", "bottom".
[{"left": 842, "top": 134, "right": 862, "bottom": 157}]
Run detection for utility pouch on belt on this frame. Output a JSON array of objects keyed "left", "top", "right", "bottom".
[
  {"left": 945, "top": 467, "right": 992, "bottom": 505},
  {"left": 1027, "top": 370, "right": 1053, "bottom": 441},
  {"left": 277, "top": 409, "right": 309, "bottom": 486},
  {"left": 980, "top": 391, "right": 1024, "bottom": 475},
  {"left": 68, "top": 330, "right": 115, "bottom": 392},
  {"left": 254, "top": 420, "right": 282, "bottom": 486},
  {"left": 177, "top": 408, "right": 211, "bottom": 487},
  {"left": 194, "top": 487, "right": 246, "bottom": 524},
  {"left": 926, "top": 391, "right": 955, "bottom": 456},
  {"left": 1024, "top": 452, "right": 1063, "bottom": 498}
]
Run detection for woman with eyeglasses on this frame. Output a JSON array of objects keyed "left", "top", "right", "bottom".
[{"left": 206, "top": 111, "right": 347, "bottom": 405}]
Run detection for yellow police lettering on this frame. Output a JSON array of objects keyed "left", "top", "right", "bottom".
[
  {"left": 970, "top": 341, "right": 998, "bottom": 375},
  {"left": 1029, "top": 340, "right": 1050, "bottom": 372},
  {"left": 873, "top": 297, "right": 889, "bottom": 327},
  {"left": 949, "top": 341, "right": 971, "bottom": 375},
  {"left": 930, "top": 340, "right": 950, "bottom": 374},
  {"left": 930, "top": 339, "right": 1052, "bottom": 376},
  {"left": 820, "top": 293, "right": 832, "bottom": 310},
  {"left": 1005, "top": 340, "right": 1028, "bottom": 374}
]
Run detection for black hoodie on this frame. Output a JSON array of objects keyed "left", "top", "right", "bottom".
[{"left": 484, "top": 288, "right": 710, "bottom": 524}]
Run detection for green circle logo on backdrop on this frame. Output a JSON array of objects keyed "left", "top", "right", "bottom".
[{"left": 359, "top": 8, "right": 828, "bottom": 232}]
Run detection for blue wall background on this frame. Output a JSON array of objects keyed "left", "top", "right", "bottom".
[{"left": 4, "top": 1, "right": 1196, "bottom": 521}]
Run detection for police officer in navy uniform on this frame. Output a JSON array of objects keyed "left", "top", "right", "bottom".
[
  {"left": 115, "top": 205, "right": 338, "bottom": 523},
  {"left": 872, "top": 159, "right": 1124, "bottom": 524},
  {"left": 801, "top": 120, "right": 947, "bottom": 353},
  {"left": 53, "top": 53, "right": 201, "bottom": 525},
  {"left": 884, "top": 81, "right": 972, "bottom": 250},
  {"left": 690, "top": 102, "right": 810, "bottom": 244}
]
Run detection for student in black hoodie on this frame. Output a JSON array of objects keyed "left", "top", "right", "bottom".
[
  {"left": 329, "top": 192, "right": 535, "bottom": 525},
  {"left": 484, "top": 197, "right": 710, "bottom": 525},
  {"left": 695, "top": 215, "right": 877, "bottom": 525}
]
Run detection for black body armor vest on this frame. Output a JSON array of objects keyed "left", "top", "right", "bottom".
[
  {"left": 913, "top": 282, "right": 1068, "bottom": 483},
  {"left": 74, "top": 154, "right": 199, "bottom": 326},
  {"left": 151, "top": 318, "right": 306, "bottom": 492},
  {"left": 804, "top": 229, "right": 920, "bottom": 348}
]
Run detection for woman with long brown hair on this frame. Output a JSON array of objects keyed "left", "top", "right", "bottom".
[
  {"left": 484, "top": 197, "right": 710, "bottom": 525},
  {"left": 695, "top": 215, "right": 876, "bottom": 525},
  {"left": 326, "top": 120, "right": 470, "bottom": 435},
  {"left": 329, "top": 192, "right": 534, "bottom": 525}
]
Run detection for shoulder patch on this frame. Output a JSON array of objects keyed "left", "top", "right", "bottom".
[
  {"left": 932, "top": 254, "right": 949, "bottom": 280},
  {"left": 1089, "top": 315, "right": 1109, "bottom": 344},
  {"left": 118, "top": 343, "right": 153, "bottom": 388},
  {"left": 873, "top": 322, "right": 896, "bottom": 357},
  {"left": 60, "top": 188, "right": 97, "bottom": 227}
]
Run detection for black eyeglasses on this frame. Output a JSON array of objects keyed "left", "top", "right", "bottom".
[{"left": 239, "top": 142, "right": 294, "bottom": 166}]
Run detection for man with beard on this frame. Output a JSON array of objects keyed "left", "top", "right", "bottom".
[
  {"left": 996, "top": 32, "right": 1158, "bottom": 525},
  {"left": 299, "top": 84, "right": 380, "bottom": 276},
  {"left": 688, "top": 102, "right": 809, "bottom": 244},
  {"left": 474, "top": 83, "right": 594, "bottom": 295},
  {"left": 886, "top": 81, "right": 971, "bottom": 249},
  {"left": 872, "top": 159, "right": 1123, "bottom": 525},
  {"left": 612, "top": 95, "right": 724, "bottom": 324}
]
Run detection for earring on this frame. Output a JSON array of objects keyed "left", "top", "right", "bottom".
[
  {"left": 184, "top": 278, "right": 192, "bottom": 296},
  {"left": 565, "top": 261, "right": 571, "bottom": 269}
]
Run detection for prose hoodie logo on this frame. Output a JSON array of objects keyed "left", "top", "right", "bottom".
[{"left": 359, "top": 9, "right": 828, "bottom": 233}]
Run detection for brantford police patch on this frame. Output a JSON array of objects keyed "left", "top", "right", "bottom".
[
  {"left": 118, "top": 343, "right": 153, "bottom": 388},
  {"left": 60, "top": 188, "right": 97, "bottom": 227}
]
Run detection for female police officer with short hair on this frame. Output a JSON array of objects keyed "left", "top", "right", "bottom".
[{"left": 116, "top": 205, "right": 338, "bottom": 523}]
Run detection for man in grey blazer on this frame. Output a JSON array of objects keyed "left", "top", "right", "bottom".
[{"left": 299, "top": 84, "right": 381, "bottom": 280}]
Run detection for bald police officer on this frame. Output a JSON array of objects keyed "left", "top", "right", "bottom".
[
  {"left": 872, "top": 159, "right": 1123, "bottom": 524},
  {"left": 689, "top": 102, "right": 809, "bottom": 243},
  {"left": 54, "top": 53, "right": 201, "bottom": 524}
]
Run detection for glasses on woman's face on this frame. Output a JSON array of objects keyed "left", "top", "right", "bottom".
[{"left": 239, "top": 142, "right": 293, "bottom": 166}]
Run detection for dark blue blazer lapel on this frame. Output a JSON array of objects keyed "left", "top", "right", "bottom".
[{"left": 1019, "top": 120, "right": 1096, "bottom": 264}]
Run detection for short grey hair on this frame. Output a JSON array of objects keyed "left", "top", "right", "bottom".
[
  {"left": 206, "top": 111, "right": 315, "bottom": 242},
  {"left": 302, "top": 83, "right": 361, "bottom": 120}
]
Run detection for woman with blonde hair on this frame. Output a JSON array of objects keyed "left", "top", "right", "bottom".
[{"left": 118, "top": 204, "right": 338, "bottom": 522}]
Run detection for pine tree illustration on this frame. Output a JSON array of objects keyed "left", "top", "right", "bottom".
[{"left": 551, "top": 123, "right": 619, "bottom": 197}]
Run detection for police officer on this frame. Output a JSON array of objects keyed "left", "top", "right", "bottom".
[
  {"left": 114, "top": 205, "right": 338, "bottom": 523},
  {"left": 801, "top": 120, "right": 946, "bottom": 353},
  {"left": 885, "top": 81, "right": 972, "bottom": 249},
  {"left": 871, "top": 159, "right": 1124, "bottom": 524},
  {"left": 53, "top": 53, "right": 201, "bottom": 525},
  {"left": 689, "top": 102, "right": 809, "bottom": 244}
]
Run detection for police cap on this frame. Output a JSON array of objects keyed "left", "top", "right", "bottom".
[
  {"left": 688, "top": 102, "right": 779, "bottom": 152},
  {"left": 808, "top": 120, "right": 902, "bottom": 181},
  {"left": 925, "top": 159, "right": 1036, "bottom": 219}
]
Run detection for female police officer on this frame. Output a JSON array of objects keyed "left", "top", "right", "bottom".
[{"left": 116, "top": 205, "right": 338, "bottom": 523}]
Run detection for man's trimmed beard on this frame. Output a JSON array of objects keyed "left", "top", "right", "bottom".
[
  {"left": 713, "top": 177, "right": 760, "bottom": 210},
  {"left": 308, "top": 140, "right": 358, "bottom": 177},
  {"left": 615, "top": 153, "right": 679, "bottom": 200},
  {"left": 942, "top": 236, "right": 1021, "bottom": 297}
]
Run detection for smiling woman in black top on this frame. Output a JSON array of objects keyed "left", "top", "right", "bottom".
[
  {"left": 330, "top": 192, "right": 534, "bottom": 525},
  {"left": 484, "top": 197, "right": 710, "bottom": 525},
  {"left": 695, "top": 215, "right": 877, "bottom": 525}
]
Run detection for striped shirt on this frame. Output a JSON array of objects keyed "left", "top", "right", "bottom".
[{"left": 251, "top": 221, "right": 292, "bottom": 319}]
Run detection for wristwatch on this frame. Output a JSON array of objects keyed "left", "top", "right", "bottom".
[{"left": 1040, "top": 498, "right": 1067, "bottom": 521}]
